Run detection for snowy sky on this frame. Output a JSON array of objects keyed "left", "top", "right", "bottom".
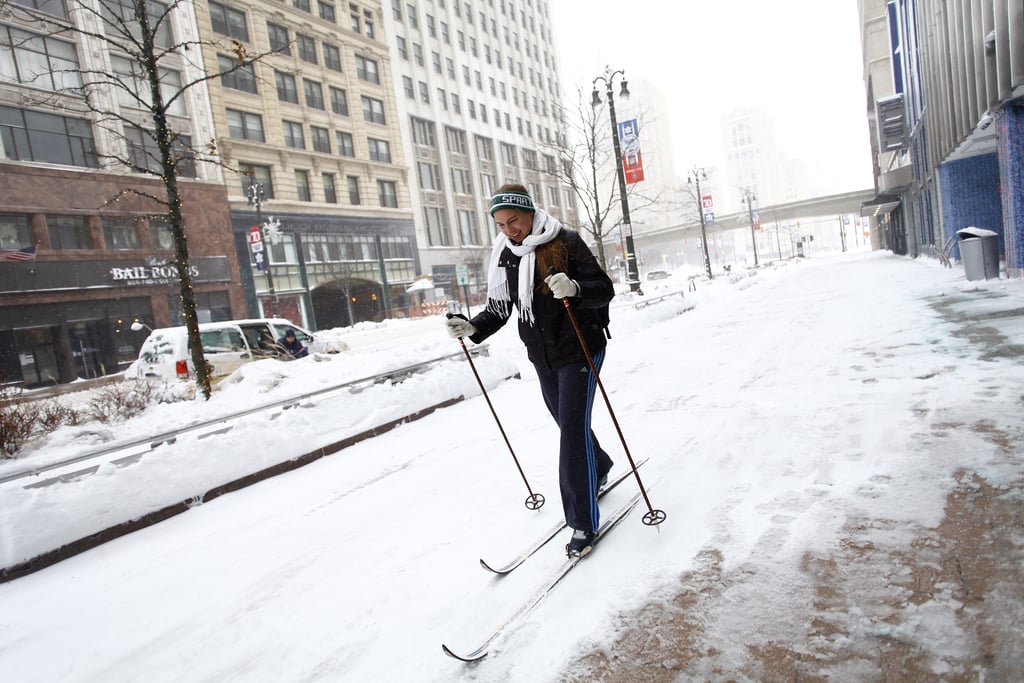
[
  {"left": 2, "top": 250, "right": 1022, "bottom": 680},
  {"left": 549, "top": 0, "right": 875, "bottom": 193}
]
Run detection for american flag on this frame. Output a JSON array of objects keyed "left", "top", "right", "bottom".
[{"left": 0, "top": 246, "right": 37, "bottom": 262}]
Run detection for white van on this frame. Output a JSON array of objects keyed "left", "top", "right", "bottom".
[{"left": 126, "top": 318, "right": 321, "bottom": 382}]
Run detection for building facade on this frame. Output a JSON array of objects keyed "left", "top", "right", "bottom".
[
  {"left": 0, "top": 0, "right": 243, "bottom": 387},
  {"left": 859, "top": 0, "right": 1024, "bottom": 276},
  {"left": 196, "top": 0, "right": 420, "bottom": 328},
  {"left": 382, "top": 0, "right": 576, "bottom": 305}
]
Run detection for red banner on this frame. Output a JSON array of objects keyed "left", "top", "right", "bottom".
[{"left": 623, "top": 151, "right": 645, "bottom": 184}]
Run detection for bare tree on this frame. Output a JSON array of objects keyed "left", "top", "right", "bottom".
[
  {"left": 2, "top": 0, "right": 272, "bottom": 398},
  {"left": 544, "top": 88, "right": 663, "bottom": 272}
]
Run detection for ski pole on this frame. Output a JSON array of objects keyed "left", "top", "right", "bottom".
[
  {"left": 548, "top": 268, "right": 666, "bottom": 527},
  {"left": 446, "top": 313, "right": 545, "bottom": 511}
]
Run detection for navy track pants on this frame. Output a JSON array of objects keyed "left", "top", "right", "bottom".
[{"left": 534, "top": 349, "right": 613, "bottom": 533}]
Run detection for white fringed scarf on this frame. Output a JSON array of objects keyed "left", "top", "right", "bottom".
[{"left": 485, "top": 208, "right": 562, "bottom": 325}]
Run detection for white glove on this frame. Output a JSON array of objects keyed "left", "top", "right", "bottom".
[
  {"left": 446, "top": 315, "right": 476, "bottom": 339},
  {"left": 545, "top": 272, "right": 579, "bottom": 299}
]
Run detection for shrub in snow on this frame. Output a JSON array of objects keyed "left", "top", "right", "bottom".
[{"left": 0, "top": 385, "right": 80, "bottom": 456}]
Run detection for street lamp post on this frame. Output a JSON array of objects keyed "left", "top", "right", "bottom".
[
  {"left": 247, "top": 177, "right": 278, "bottom": 318},
  {"left": 687, "top": 167, "right": 713, "bottom": 279},
  {"left": 592, "top": 66, "right": 641, "bottom": 293},
  {"left": 741, "top": 188, "right": 760, "bottom": 267}
]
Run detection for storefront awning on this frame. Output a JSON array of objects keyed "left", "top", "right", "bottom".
[{"left": 860, "top": 193, "right": 902, "bottom": 217}]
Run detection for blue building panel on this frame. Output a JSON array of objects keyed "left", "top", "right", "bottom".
[{"left": 939, "top": 154, "right": 1003, "bottom": 260}]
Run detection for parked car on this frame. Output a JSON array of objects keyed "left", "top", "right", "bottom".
[
  {"left": 126, "top": 318, "right": 321, "bottom": 382},
  {"left": 646, "top": 269, "right": 671, "bottom": 280}
]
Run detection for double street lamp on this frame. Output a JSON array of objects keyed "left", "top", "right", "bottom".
[
  {"left": 592, "top": 67, "right": 641, "bottom": 293},
  {"left": 740, "top": 188, "right": 760, "bottom": 267},
  {"left": 687, "top": 166, "right": 713, "bottom": 279}
]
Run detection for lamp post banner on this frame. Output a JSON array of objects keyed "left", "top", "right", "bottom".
[{"left": 618, "top": 119, "right": 645, "bottom": 185}]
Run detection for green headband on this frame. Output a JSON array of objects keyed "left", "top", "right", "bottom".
[{"left": 489, "top": 191, "right": 535, "bottom": 216}]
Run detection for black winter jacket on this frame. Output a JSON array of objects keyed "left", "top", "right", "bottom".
[{"left": 469, "top": 230, "right": 614, "bottom": 371}]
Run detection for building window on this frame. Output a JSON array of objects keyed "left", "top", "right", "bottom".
[
  {"left": 347, "top": 175, "right": 361, "bottom": 204},
  {"left": 458, "top": 209, "right": 480, "bottom": 245},
  {"left": 239, "top": 163, "right": 274, "bottom": 198},
  {"left": 149, "top": 218, "right": 174, "bottom": 250},
  {"left": 0, "top": 25, "right": 81, "bottom": 92},
  {"left": 125, "top": 125, "right": 196, "bottom": 177},
  {"left": 102, "top": 217, "right": 139, "bottom": 250},
  {"left": 282, "top": 120, "right": 305, "bottom": 149},
  {"left": 423, "top": 207, "right": 449, "bottom": 247},
  {"left": 293, "top": 0, "right": 311, "bottom": 11},
  {"left": 412, "top": 43, "right": 423, "bottom": 66},
  {"left": 322, "top": 172, "right": 337, "bottom": 203},
  {"left": 310, "top": 125, "right": 331, "bottom": 153},
  {"left": 209, "top": 1, "right": 249, "bottom": 41},
  {"left": 450, "top": 167, "right": 472, "bottom": 195},
  {"left": 378, "top": 180, "right": 398, "bottom": 208},
  {"left": 47, "top": 215, "right": 89, "bottom": 250},
  {"left": 547, "top": 185, "right": 560, "bottom": 206},
  {"left": 363, "top": 9, "right": 375, "bottom": 38},
  {"left": 396, "top": 36, "right": 407, "bottom": 60},
  {"left": 410, "top": 117, "right": 436, "bottom": 147},
  {"left": 417, "top": 161, "right": 442, "bottom": 191},
  {"left": 296, "top": 34, "right": 317, "bottom": 63},
  {"left": 7, "top": 0, "right": 69, "bottom": 18},
  {"left": 406, "top": 3, "right": 418, "bottom": 28},
  {"left": 367, "top": 137, "right": 391, "bottom": 162},
  {"left": 226, "top": 109, "right": 265, "bottom": 141},
  {"left": 336, "top": 131, "right": 354, "bottom": 156},
  {"left": 110, "top": 56, "right": 185, "bottom": 116},
  {"left": 295, "top": 170, "right": 311, "bottom": 201},
  {"left": 0, "top": 213, "right": 31, "bottom": 250},
  {"left": 319, "top": 1, "right": 336, "bottom": 22},
  {"left": 267, "top": 22, "right": 290, "bottom": 54},
  {"left": 218, "top": 55, "right": 257, "bottom": 93},
  {"left": 355, "top": 55, "right": 380, "bottom": 84},
  {"left": 474, "top": 135, "right": 493, "bottom": 162},
  {"left": 402, "top": 76, "right": 414, "bottom": 98},
  {"left": 323, "top": 42, "right": 342, "bottom": 71},
  {"left": 275, "top": 71, "right": 298, "bottom": 103},
  {"left": 500, "top": 142, "right": 517, "bottom": 167},
  {"left": 329, "top": 86, "right": 349, "bottom": 115},
  {"left": 418, "top": 81, "right": 429, "bottom": 103},
  {"left": 445, "top": 126, "right": 467, "bottom": 155},
  {"left": 303, "top": 79, "right": 325, "bottom": 109},
  {"left": 349, "top": 3, "right": 360, "bottom": 32},
  {"left": 0, "top": 105, "right": 97, "bottom": 168},
  {"left": 361, "top": 96, "right": 385, "bottom": 124}
]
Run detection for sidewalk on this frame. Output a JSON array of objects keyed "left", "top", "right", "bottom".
[{"left": 562, "top": 270, "right": 1024, "bottom": 681}]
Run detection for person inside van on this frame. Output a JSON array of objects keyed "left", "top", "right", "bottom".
[{"left": 277, "top": 329, "right": 309, "bottom": 359}]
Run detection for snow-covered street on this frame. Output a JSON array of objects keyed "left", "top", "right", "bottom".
[{"left": 1, "top": 250, "right": 1022, "bottom": 681}]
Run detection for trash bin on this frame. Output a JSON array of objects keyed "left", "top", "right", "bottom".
[{"left": 956, "top": 227, "right": 1000, "bottom": 281}]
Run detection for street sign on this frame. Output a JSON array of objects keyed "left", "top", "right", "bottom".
[
  {"left": 455, "top": 263, "right": 469, "bottom": 285},
  {"left": 249, "top": 226, "right": 263, "bottom": 253}
]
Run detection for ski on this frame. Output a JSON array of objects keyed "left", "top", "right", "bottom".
[
  {"left": 479, "top": 458, "right": 648, "bottom": 575},
  {"left": 442, "top": 491, "right": 643, "bottom": 662}
]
